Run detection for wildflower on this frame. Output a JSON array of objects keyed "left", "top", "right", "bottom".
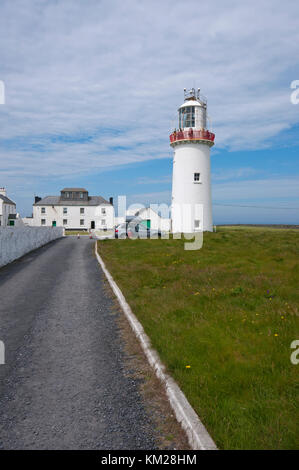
[
  {"left": 274, "top": 333, "right": 278, "bottom": 337},
  {"left": 186, "top": 365, "right": 191, "bottom": 369}
]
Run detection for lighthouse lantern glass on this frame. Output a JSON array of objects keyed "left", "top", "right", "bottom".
[{"left": 179, "top": 106, "right": 195, "bottom": 129}]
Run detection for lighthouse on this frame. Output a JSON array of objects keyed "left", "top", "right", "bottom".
[{"left": 170, "top": 88, "right": 215, "bottom": 233}]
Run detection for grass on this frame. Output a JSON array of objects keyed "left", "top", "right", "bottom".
[
  {"left": 65, "top": 229, "right": 114, "bottom": 237},
  {"left": 97, "top": 226, "right": 299, "bottom": 449},
  {"left": 65, "top": 230, "right": 90, "bottom": 235}
]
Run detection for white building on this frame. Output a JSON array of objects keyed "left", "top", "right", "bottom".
[
  {"left": 0, "top": 187, "right": 17, "bottom": 227},
  {"left": 126, "top": 206, "right": 170, "bottom": 231},
  {"left": 32, "top": 188, "right": 114, "bottom": 230},
  {"left": 170, "top": 88, "right": 215, "bottom": 233}
]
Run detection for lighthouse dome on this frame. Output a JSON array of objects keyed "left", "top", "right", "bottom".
[{"left": 178, "top": 100, "right": 203, "bottom": 109}]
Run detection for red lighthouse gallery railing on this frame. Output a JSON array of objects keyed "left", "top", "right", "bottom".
[{"left": 169, "top": 129, "right": 215, "bottom": 144}]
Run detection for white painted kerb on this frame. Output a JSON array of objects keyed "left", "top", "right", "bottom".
[{"left": 95, "top": 242, "right": 217, "bottom": 450}]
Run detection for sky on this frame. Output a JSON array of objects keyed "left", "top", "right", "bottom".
[{"left": 0, "top": 0, "right": 298, "bottom": 224}]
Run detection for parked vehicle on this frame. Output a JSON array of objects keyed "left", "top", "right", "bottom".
[
  {"left": 114, "top": 223, "right": 128, "bottom": 239},
  {"left": 115, "top": 213, "right": 168, "bottom": 239}
]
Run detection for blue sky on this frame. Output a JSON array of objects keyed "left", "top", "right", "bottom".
[{"left": 0, "top": 0, "right": 298, "bottom": 223}]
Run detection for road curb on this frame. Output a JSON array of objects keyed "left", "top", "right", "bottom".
[{"left": 95, "top": 242, "right": 217, "bottom": 450}]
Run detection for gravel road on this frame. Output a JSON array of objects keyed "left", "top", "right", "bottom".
[{"left": 0, "top": 237, "right": 157, "bottom": 449}]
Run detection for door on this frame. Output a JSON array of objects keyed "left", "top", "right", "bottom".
[
  {"left": 91, "top": 221, "right": 95, "bottom": 229},
  {"left": 52, "top": 221, "right": 56, "bottom": 227},
  {"left": 141, "top": 219, "right": 151, "bottom": 229}
]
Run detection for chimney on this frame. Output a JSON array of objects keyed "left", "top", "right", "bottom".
[
  {"left": 109, "top": 197, "right": 113, "bottom": 206},
  {"left": 0, "top": 187, "right": 6, "bottom": 196},
  {"left": 35, "top": 196, "right": 41, "bottom": 204}
]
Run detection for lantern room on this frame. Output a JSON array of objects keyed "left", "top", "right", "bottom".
[
  {"left": 178, "top": 88, "right": 207, "bottom": 130},
  {"left": 170, "top": 87, "right": 215, "bottom": 146}
]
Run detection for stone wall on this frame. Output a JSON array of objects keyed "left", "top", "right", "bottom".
[{"left": 0, "top": 227, "right": 63, "bottom": 268}]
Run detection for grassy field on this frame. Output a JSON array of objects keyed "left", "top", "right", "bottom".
[
  {"left": 65, "top": 230, "right": 114, "bottom": 237},
  {"left": 97, "top": 227, "right": 299, "bottom": 449},
  {"left": 65, "top": 230, "right": 90, "bottom": 235}
]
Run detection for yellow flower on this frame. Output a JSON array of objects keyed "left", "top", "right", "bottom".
[
  {"left": 274, "top": 333, "right": 278, "bottom": 337},
  {"left": 281, "top": 316, "right": 284, "bottom": 319},
  {"left": 186, "top": 365, "right": 191, "bottom": 368}
]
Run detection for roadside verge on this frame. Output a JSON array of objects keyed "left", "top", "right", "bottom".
[{"left": 95, "top": 242, "right": 217, "bottom": 450}]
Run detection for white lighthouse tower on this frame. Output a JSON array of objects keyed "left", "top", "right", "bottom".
[{"left": 170, "top": 88, "right": 215, "bottom": 233}]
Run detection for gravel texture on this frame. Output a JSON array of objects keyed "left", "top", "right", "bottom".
[{"left": 0, "top": 237, "right": 157, "bottom": 449}]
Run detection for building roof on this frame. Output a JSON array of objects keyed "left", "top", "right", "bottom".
[
  {"left": 60, "top": 188, "right": 88, "bottom": 192},
  {"left": 34, "top": 195, "right": 111, "bottom": 206},
  {"left": 0, "top": 194, "right": 16, "bottom": 205}
]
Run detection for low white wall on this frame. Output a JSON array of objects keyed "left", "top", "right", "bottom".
[{"left": 0, "top": 226, "right": 63, "bottom": 268}]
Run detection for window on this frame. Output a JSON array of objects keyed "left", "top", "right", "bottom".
[
  {"left": 194, "top": 172, "right": 200, "bottom": 182},
  {"left": 63, "top": 207, "right": 67, "bottom": 214},
  {"left": 41, "top": 219, "right": 46, "bottom": 225},
  {"left": 66, "top": 192, "right": 70, "bottom": 198},
  {"left": 63, "top": 219, "right": 67, "bottom": 225},
  {"left": 101, "top": 207, "right": 106, "bottom": 215},
  {"left": 101, "top": 219, "right": 106, "bottom": 225},
  {"left": 195, "top": 219, "right": 200, "bottom": 229},
  {"left": 41, "top": 207, "right": 46, "bottom": 214},
  {"left": 179, "top": 106, "right": 195, "bottom": 128},
  {"left": 80, "top": 208, "right": 84, "bottom": 214},
  {"left": 79, "top": 192, "right": 84, "bottom": 199},
  {"left": 80, "top": 219, "right": 84, "bottom": 226}
]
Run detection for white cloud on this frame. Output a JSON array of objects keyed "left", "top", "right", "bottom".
[
  {"left": 212, "top": 167, "right": 258, "bottom": 181},
  {"left": 0, "top": 0, "right": 299, "bottom": 198},
  {"left": 136, "top": 176, "right": 172, "bottom": 185},
  {"left": 128, "top": 176, "right": 299, "bottom": 209},
  {"left": 213, "top": 176, "right": 299, "bottom": 201}
]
